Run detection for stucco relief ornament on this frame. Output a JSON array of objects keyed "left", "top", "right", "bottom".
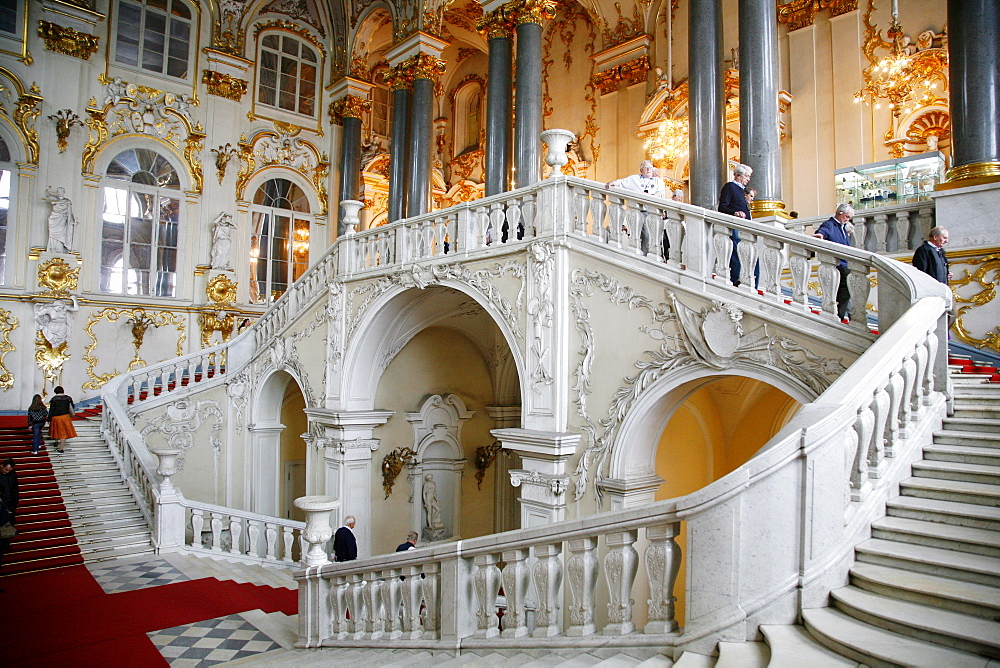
[
  {"left": 226, "top": 372, "right": 249, "bottom": 427},
  {"left": 674, "top": 298, "right": 745, "bottom": 368},
  {"left": 139, "top": 398, "right": 224, "bottom": 469}
]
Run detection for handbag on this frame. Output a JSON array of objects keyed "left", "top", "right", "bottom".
[{"left": 0, "top": 522, "right": 15, "bottom": 539}]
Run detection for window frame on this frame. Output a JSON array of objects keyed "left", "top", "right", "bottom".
[
  {"left": 0, "top": 134, "right": 13, "bottom": 286},
  {"left": 251, "top": 29, "right": 325, "bottom": 131},
  {"left": 0, "top": 0, "right": 28, "bottom": 64},
  {"left": 248, "top": 177, "right": 313, "bottom": 305},
  {"left": 110, "top": 0, "right": 195, "bottom": 83}
]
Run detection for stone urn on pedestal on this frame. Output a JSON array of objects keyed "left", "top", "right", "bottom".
[
  {"left": 340, "top": 200, "right": 363, "bottom": 235},
  {"left": 294, "top": 495, "right": 338, "bottom": 567},
  {"left": 540, "top": 128, "right": 576, "bottom": 177}
]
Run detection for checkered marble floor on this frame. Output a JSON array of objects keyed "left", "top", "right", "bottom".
[
  {"left": 148, "top": 614, "right": 281, "bottom": 666},
  {"left": 88, "top": 556, "right": 191, "bottom": 594}
]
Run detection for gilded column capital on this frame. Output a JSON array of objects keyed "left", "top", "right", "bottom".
[
  {"left": 408, "top": 53, "right": 447, "bottom": 83},
  {"left": 385, "top": 65, "right": 414, "bottom": 91},
  {"left": 329, "top": 94, "right": 372, "bottom": 125},
  {"left": 507, "top": 0, "right": 557, "bottom": 26},
  {"left": 477, "top": 9, "right": 516, "bottom": 40}
]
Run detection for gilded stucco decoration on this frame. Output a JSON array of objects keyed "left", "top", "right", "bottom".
[
  {"left": 592, "top": 55, "right": 649, "bottom": 95},
  {"left": 212, "top": 0, "right": 249, "bottom": 55},
  {"left": 199, "top": 274, "right": 239, "bottom": 349},
  {"left": 235, "top": 129, "right": 330, "bottom": 214},
  {"left": 82, "top": 308, "right": 186, "bottom": 389},
  {"left": 0, "top": 68, "right": 42, "bottom": 164},
  {"left": 34, "top": 296, "right": 78, "bottom": 390},
  {"left": 261, "top": 0, "right": 327, "bottom": 38},
  {"left": 600, "top": 1, "right": 644, "bottom": 48},
  {"left": 329, "top": 94, "right": 371, "bottom": 125},
  {"left": 202, "top": 70, "right": 249, "bottom": 101},
  {"left": 36, "top": 257, "right": 79, "bottom": 296},
  {"left": 253, "top": 20, "right": 326, "bottom": 56},
  {"left": 777, "top": 0, "right": 858, "bottom": 32},
  {"left": 568, "top": 272, "right": 847, "bottom": 507},
  {"left": 84, "top": 76, "right": 205, "bottom": 192},
  {"left": 211, "top": 142, "right": 239, "bottom": 184},
  {"left": 0, "top": 308, "right": 17, "bottom": 390},
  {"left": 952, "top": 253, "right": 1000, "bottom": 354},
  {"left": 37, "top": 21, "right": 100, "bottom": 60},
  {"left": 381, "top": 446, "right": 418, "bottom": 498},
  {"left": 47, "top": 109, "right": 83, "bottom": 153}
]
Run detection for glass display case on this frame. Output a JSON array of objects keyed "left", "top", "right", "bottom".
[{"left": 835, "top": 152, "right": 945, "bottom": 210}]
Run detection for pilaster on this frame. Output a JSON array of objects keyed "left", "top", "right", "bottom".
[{"left": 493, "top": 427, "right": 578, "bottom": 526}]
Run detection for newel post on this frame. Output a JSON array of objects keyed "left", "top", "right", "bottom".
[
  {"left": 294, "top": 495, "right": 337, "bottom": 649},
  {"left": 151, "top": 446, "right": 185, "bottom": 552}
]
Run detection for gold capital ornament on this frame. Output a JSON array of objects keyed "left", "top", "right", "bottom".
[
  {"left": 477, "top": 8, "right": 516, "bottom": 40},
  {"left": 329, "top": 94, "right": 372, "bottom": 125}
]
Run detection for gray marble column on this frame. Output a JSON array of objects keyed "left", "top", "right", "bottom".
[
  {"left": 739, "top": 0, "right": 783, "bottom": 214},
  {"left": 337, "top": 115, "right": 362, "bottom": 235},
  {"left": 485, "top": 26, "right": 514, "bottom": 196},
  {"left": 407, "top": 76, "right": 434, "bottom": 217},
  {"left": 947, "top": 0, "right": 1000, "bottom": 179},
  {"left": 514, "top": 20, "right": 543, "bottom": 188},
  {"left": 688, "top": 0, "right": 726, "bottom": 209},
  {"left": 388, "top": 85, "right": 411, "bottom": 223}
]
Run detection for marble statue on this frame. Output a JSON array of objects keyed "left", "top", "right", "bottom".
[
  {"left": 423, "top": 473, "right": 444, "bottom": 529},
  {"left": 211, "top": 212, "right": 236, "bottom": 270},
  {"left": 34, "top": 296, "right": 79, "bottom": 348},
  {"left": 43, "top": 186, "right": 77, "bottom": 253}
]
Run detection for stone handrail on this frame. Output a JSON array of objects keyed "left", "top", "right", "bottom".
[
  {"left": 782, "top": 200, "right": 936, "bottom": 254},
  {"left": 178, "top": 499, "right": 306, "bottom": 566},
  {"left": 296, "top": 296, "right": 949, "bottom": 653}
]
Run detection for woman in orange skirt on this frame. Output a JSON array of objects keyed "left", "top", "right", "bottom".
[{"left": 48, "top": 386, "right": 77, "bottom": 453}]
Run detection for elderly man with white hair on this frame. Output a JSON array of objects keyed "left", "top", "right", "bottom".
[{"left": 719, "top": 164, "right": 754, "bottom": 286}]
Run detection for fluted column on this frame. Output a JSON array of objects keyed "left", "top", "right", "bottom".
[
  {"left": 479, "top": 9, "right": 515, "bottom": 195},
  {"left": 944, "top": 0, "right": 1000, "bottom": 187},
  {"left": 688, "top": 0, "right": 726, "bottom": 209},
  {"left": 512, "top": 0, "right": 555, "bottom": 188},
  {"left": 739, "top": 0, "right": 783, "bottom": 216},
  {"left": 406, "top": 53, "right": 446, "bottom": 218},
  {"left": 386, "top": 67, "right": 412, "bottom": 223},
  {"left": 331, "top": 94, "right": 371, "bottom": 235}
]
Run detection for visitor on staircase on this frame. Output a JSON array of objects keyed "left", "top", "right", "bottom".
[
  {"left": 47, "top": 386, "right": 77, "bottom": 454},
  {"left": 26, "top": 395, "right": 48, "bottom": 455},
  {"left": 333, "top": 515, "right": 357, "bottom": 562},
  {"left": 0, "top": 458, "right": 17, "bottom": 524}
]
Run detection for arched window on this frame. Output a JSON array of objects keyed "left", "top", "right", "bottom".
[
  {"left": 249, "top": 178, "right": 311, "bottom": 304},
  {"left": 100, "top": 148, "right": 181, "bottom": 297},
  {"left": 0, "top": 136, "right": 10, "bottom": 284},
  {"left": 465, "top": 91, "right": 481, "bottom": 151},
  {"left": 257, "top": 34, "right": 318, "bottom": 117},
  {"left": 113, "top": 0, "right": 193, "bottom": 79}
]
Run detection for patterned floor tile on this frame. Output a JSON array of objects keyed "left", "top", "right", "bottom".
[
  {"left": 88, "top": 556, "right": 190, "bottom": 594},
  {"left": 148, "top": 614, "right": 281, "bottom": 666}
]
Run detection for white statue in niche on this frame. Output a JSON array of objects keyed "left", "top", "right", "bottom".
[
  {"left": 34, "top": 296, "right": 79, "bottom": 349},
  {"left": 422, "top": 473, "right": 447, "bottom": 542},
  {"left": 42, "top": 186, "right": 77, "bottom": 253},
  {"left": 210, "top": 212, "right": 236, "bottom": 270}
]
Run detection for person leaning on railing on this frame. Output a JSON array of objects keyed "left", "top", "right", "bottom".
[{"left": 813, "top": 203, "right": 855, "bottom": 321}]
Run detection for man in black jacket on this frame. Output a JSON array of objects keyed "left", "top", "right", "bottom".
[
  {"left": 333, "top": 515, "right": 357, "bottom": 562},
  {"left": 719, "top": 163, "right": 753, "bottom": 285},
  {"left": 912, "top": 227, "right": 952, "bottom": 285},
  {"left": 0, "top": 459, "right": 17, "bottom": 524}
]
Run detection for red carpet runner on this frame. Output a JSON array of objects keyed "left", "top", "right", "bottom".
[
  {"left": 0, "top": 415, "right": 84, "bottom": 574},
  {"left": 2, "top": 564, "right": 297, "bottom": 666}
]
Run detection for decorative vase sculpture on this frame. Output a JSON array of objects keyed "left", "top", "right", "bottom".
[
  {"left": 540, "top": 128, "right": 576, "bottom": 177},
  {"left": 340, "top": 200, "right": 363, "bottom": 234},
  {"left": 150, "top": 446, "right": 183, "bottom": 495},
  {"left": 294, "top": 495, "right": 338, "bottom": 567}
]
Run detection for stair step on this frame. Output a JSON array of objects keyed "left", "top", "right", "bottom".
[
  {"left": 850, "top": 562, "right": 1000, "bottom": 619},
  {"left": 912, "top": 459, "right": 1000, "bottom": 485},
  {"left": 900, "top": 476, "right": 1000, "bottom": 507},
  {"left": 802, "top": 606, "right": 991, "bottom": 668},
  {"left": 758, "top": 625, "right": 857, "bottom": 667},
  {"left": 924, "top": 444, "right": 1000, "bottom": 467},
  {"left": 952, "top": 406, "right": 1000, "bottom": 419},
  {"left": 715, "top": 641, "right": 768, "bottom": 668},
  {"left": 941, "top": 416, "right": 1000, "bottom": 434},
  {"left": 932, "top": 429, "right": 1000, "bottom": 448},
  {"left": 831, "top": 586, "right": 1000, "bottom": 657},
  {"left": 871, "top": 515, "right": 1000, "bottom": 556},
  {"left": 887, "top": 495, "right": 1000, "bottom": 531},
  {"left": 855, "top": 537, "right": 1000, "bottom": 586}
]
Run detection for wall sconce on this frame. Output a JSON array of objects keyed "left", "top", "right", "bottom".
[
  {"left": 381, "top": 446, "right": 418, "bottom": 499},
  {"left": 474, "top": 440, "right": 504, "bottom": 490}
]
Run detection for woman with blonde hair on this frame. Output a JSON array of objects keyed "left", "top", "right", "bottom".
[
  {"left": 27, "top": 394, "right": 48, "bottom": 455},
  {"left": 48, "top": 386, "right": 77, "bottom": 453}
]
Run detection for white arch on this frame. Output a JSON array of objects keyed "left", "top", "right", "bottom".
[
  {"left": 247, "top": 367, "right": 308, "bottom": 515},
  {"left": 338, "top": 282, "right": 526, "bottom": 413},
  {"left": 608, "top": 362, "right": 817, "bottom": 482}
]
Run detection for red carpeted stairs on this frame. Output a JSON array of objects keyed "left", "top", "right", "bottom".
[
  {"left": 0, "top": 416, "right": 85, "bottom": 575},
  {"left": 949, "top": 356, "right": 1000, "bottom": 384}
]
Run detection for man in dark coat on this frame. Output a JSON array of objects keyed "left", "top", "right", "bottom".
[
  {"left": 395, "top": 531, "right": 418, "bottom": 552},
  {"left": 0, "top": 458, "right": 17, "bottom": 524},
  {"left": 333, "top": 514, "right": 357, "bottom": 562},
  {"left": 718, "top": 163, "right": 753, "bottom": 285},
  {"left": 912, "top": 227, "right": 951, "bottom": 285},
  {"left": 814, "top": 204, "right": 855, "bottom": 321}
]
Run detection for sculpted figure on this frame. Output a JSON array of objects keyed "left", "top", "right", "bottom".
[
  {"left": 43, "top": 186, "right": 77, "bottom": 253},
  {"left": 422, "top": 473, "right": 443, "bottom": 529},
  {"left": 34, "top": 296, "right": 79, "bottom": 348},
  {"left": 210, "top": 212, "right": 237, "bottom": 270}
]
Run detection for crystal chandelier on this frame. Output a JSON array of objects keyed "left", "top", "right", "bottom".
[{"left": 644, "top": 117, "right": 689, "bottom": 169}]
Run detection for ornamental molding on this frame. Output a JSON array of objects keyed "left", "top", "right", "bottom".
[
  {"left": 253, "top": 19, "right": 326, "bottom": 56},
  {"left": 0, "top": 69, "right": 42, "bottom": 164},
  {"left": 202, "top": 70, "right": 249, "bottom": 101},
  {"left": 82, "top": 308, "right": 186, "bottom": 390},
  {"left": 0, "top": 308, "right": 17, "bottom": 390},
  {"left": 261, "top": 0, "right": 326, "bottom": 38},
  {"left": 592, "top": 55, "right": 649, "bottom": 95},
  {"left": 345, "top": 260, "right": 527, "bottom": 347},
  {"left": 324, "top": 282, "right": 344, "bottom": 396},
  {"left": 37, "top": 21, "right": 99, "bottom": 60},
  {"left": 252, "top": 332, "right": 319, "bottom": 407},
  {"left": 212, "top": 0, "right": 250, "bottom": 56},
  {"left": 328, "top": 94, "right": 371, "bottom": 124},
  {"left": 235, "top": 129, "right": 330, "bottom": 214},
  {"left": 477, "top": 8, "right": 516, "bottom": 40},
  {"left": 509, "top": 468, "right": 569, "bottom": 496},
  {"left": 394, "top": 52, "right": 447, "bottom": 85},
  {"left": 226, "top": 371, "right": 250, "bottom": 428},
  {"left": 527, "top": 241, "right": 555, "bottom": 397},
  {"left": 84, "top": 76, "right": 205, "bottom": 192},
  {"left": 327, "top": 437, "right": 379, "bottom": 454},
  {"left": 205, "top": 273, "right": 238, "bottom": 307},
  {"left": 777, "top": 0, "right": 857, "bottom": 32},
  {"left": 569, "top": 270, "right": 847, "bottom": 506},
  {"left": 508, "top": 0, "right": 558, "bottom": 26},
  {"left": 140, "top": 399, "right": 225, "bottom": 469}
]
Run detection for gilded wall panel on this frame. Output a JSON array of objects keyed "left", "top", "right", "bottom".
[{"left": 82, "top": 308, "right": 187, "bottom": 390}]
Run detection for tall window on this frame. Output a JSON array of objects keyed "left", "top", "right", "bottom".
[
  {"left": 100, "top": 148, "right": 181, "bottom": 297},
  {"left": 0, "top": 0, "right": 18, "bottom": 36},
  {"left": 0, "top": 137, "right": 10, "bottom": 284},
  {"left": 370, "top": 68, "right": 390, "bottom": 140},
  {"left": 249, "top": 179, "right": 311, "bottom": 304},
  {"left": 465, "top": 91, "right": 482, "bottom": 151},
  {"left": 258, "top": 34, "right": 318, "bottom": 117},
  {"left": 114, "top": 0, "right": 193, "bottom": 79}
]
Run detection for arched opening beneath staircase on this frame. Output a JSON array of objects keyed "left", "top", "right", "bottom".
[
  {"left": 340, "top": 284, "right": 525, "bottom": 555},
  {"left": 249, "top": 369, "right": 308, "bottom": 520}
]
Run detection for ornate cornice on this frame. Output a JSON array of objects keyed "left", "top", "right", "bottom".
[
  {"left": 37, "top": 21, "right": 99, "bottom": 60},
  {"left": 508, "top": 0, "right": 558, "bottom": 26},
  {"left": 592, "top": 55, "right": 650, "bottom": 95},
  {"left": 202, "top": 70, "right": 248, "bottom": 101},
  {"left": 777, "top": 0, "right": 858, "bottom": 32},
  {"left": 329, "top": 94, "right": 372, "bottom": 125}
]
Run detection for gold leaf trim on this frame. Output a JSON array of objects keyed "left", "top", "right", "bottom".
[
  {"left": 82, "top": 308, "right": 186, "bottom": 390},
  {"left": 0, "top": 308, "right": 17, "bottom": 390},
  {"left": 202, "top": 70, "right": 249, "bottom": 101},
  {"left": 37, "top": 20, "right": 99, "bottom": 60}
]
